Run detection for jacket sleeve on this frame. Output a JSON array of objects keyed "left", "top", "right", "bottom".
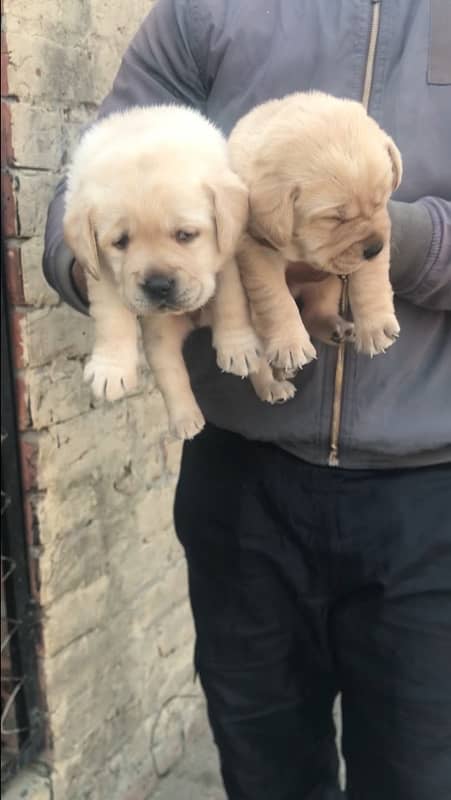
[
  {"left": 43, "top": 0, "right": 207, "bottom": 314},
  {"left": 389, "top": 197, "right": 451, "bottom": 311}
]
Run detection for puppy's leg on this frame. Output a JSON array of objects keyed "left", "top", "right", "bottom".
[
  {"left": 85, "top": 275, "right": 139, "bottom": 401},
  {"left": 349, "top": 252, "right": 400, "bottom": 356},
  {"left": 250, "top": 358, "right": 296, "bottom": 405},
  {"left": 299, "top": 276, "right": 355, "bottom": 346},
  {"left": 141, "top": 314, "right": 204, "bottom": 440},
  {"left": 238, "top": 234, "right": 316, "bottom": 372},
  {"left": 211, "top": 257, "right": 261, "bottom": 377}
]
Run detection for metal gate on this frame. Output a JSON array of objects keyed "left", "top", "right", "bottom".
[{"left": 1, "top": 243, "right": 44, "bottom": 784}]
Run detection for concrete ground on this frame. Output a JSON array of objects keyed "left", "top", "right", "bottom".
[{"left": 152, "top": 706, "right": 226, "bottom": 800}]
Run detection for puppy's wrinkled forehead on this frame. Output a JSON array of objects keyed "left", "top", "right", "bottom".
[
  {"left": 272, "top": 106, "right": 394, "bottom": 213},
  {"left": 306, "top": 154, "right": 392, "bottom": 217}
]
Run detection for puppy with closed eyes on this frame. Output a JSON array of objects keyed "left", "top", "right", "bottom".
[
  {"left": 229, "top": 91, "right": 403, "bottom": 371},
  {"left": 63, "top": 105, "right": 284, "bottom": 440}
]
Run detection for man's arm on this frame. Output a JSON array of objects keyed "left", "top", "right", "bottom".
[
  {"left": 43, "top": 0, "right": 207, "bottom": 314},
  {"left": 389, "top": 198, "right": 451, "bottom": 311}
]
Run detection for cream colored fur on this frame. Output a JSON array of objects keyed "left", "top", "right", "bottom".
[
  {"left": 229, "top": 91, "right": 403, "bottom": 367},
  {"left": 64, "top": 106, "right": 287, "bottom": 440}
]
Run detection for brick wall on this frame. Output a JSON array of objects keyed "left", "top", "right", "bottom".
[{"left": 1, "top": 2, "right": 201, "bottom": 797}]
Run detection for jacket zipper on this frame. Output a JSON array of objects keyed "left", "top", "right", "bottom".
[{"left": 327, "top": 0, "right": 381, "bottom": 467}]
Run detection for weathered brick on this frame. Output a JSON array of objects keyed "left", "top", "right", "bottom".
[
  {"left": 45, "top": 574, "right": 110, "bottom": 658},
  {"left": 10, "top": 103, "right": 64, "bottom": 170},
  {"left": 6, "top": 23, "right": 146, "bottom": 107},
  {"left": 7, "top": 32, "right": 97, "bottom": 105},
  {"left": 37, "top": 481, "right": 99, "bottom": 543},
  {"left": 20, "top": 237, "right": 59, "bottom": 308},
  {"left": 45, "top": 627, "right": 136, "bottom": 714},
  {"left": 39, "top": 519, "right": 105, "bottom": 606},
  {"left": 51, "top": 716, "right": 158, "bottom": 800},
  {"left": 14, "top": 171, "right": 58, "bottom": 238},
  {"left": 27, "top": 357, "right": 91, "bottom": 430},
  {"left": 6, "top": 0, "right": 151, "bottom": 52},
  {"left": 37, "top": 388, "right": 167, "bottom": 489},
  {"left": 22, "top": 304, "right": 92, "bottom": 368},
  {"left": 104, "top": 523, "right": 181, "bottom": 607},
  {"left": 5, "top": 0, "right": 93, "bottom": 42}
]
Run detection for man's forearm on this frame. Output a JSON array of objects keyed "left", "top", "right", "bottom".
[
  {"left": 43, "top": 179, "right": 89, "bottom": 315},
  {"left": 389, "top": 198, "right": 451, "bottom": 311}
]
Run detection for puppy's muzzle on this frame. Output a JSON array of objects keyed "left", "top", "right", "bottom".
[
  {"left": 362, "top": 237, "right": 384, "bottom": 260},
  {"left": 142, "top": 274, "right": 176, "bottom": 306}
]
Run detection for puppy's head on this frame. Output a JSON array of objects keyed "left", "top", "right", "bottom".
[
  {"left": 64, "top": 110, "right": 248, "bottom": 315},
  {"left": 248, "top": 95, "right": 402, "bottom": 274}
]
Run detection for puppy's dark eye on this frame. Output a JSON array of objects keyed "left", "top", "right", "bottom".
[
  {"left": 113, "top": 233, "right": 130, "bottom": 250},
  {"left": 175, "top": 230, "right": 199, "bottom": 244}
]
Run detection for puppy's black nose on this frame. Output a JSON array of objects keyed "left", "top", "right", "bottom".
[
  {"left": 363, "top": 238, "right": 384, "bottom": 260},
  {"left": 142, "top": 274, "right": 175, "bottom": 303}
]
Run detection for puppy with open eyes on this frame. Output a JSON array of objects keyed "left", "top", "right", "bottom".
[
  {"left": 228, "top": 91, "right": 403, "bottom": 372},
  {"left": 63, "top": 105, "right": 293, "bottom": 440}
]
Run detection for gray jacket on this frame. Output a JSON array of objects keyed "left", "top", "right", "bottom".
[{"left": 44, "top": 0, "right": 451, "bottom": 468}]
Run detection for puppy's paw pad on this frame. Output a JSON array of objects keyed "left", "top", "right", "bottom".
[
  {"left": 330, "top": 320, "right": 356, "bottom": 345},
  {"left": 214, "top": 328, "right": 261, "bottom": 377},
  {"left": 84, "top": 356, "right": 138, "bottom": 402},
  {"left": 256, "top": 379, "right": 297, "bottom": 405},
  {"left": 266, "top": 333, "right": 316, "bottom": 373},
  {"left": 354, "top": 315, "right": 400, "bottom": 357},
  {"left": 170, "top": 410, "right": 205, "bottom": 441}
]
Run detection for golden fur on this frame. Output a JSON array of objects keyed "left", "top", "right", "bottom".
[{"left": 229, "top": 91, "right": 403, "bottom": 366}]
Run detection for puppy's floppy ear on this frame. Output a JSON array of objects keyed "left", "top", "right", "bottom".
[
  {"left": 249, "top": 174, "right": 299, "bottom": 249},
  {"left": 385, "top": 136, "right": 403, "bottom": 192},
  {"left": 63, "top": 200, "right": 101, "bottom": 281},
  {"left": 206, "top": 171, "right": 249, "bottom": 256}
]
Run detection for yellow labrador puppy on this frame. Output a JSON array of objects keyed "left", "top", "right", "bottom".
[
  {"left": 229, "top": 91, "right": 403, "bottom": 367},
  {"left": 64, "top": 105, "right": 279, "bottom": 440}
]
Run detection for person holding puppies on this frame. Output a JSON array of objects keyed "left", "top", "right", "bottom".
[{"left": 44, "top": 1, "right": 451, "bottom": 798}]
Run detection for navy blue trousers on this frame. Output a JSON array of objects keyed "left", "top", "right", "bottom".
[{"left": 174, "top": 425, "right": 451, "bottom": 800}]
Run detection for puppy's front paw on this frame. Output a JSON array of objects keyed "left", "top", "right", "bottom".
[
  {"left": 214, "top": 327, "right": 261, "bottom": 377},
  {"left": 265, "top": 330, "right": 316, "bottom": 373},
  {"left": 169, "top": 407, "right": 205, "bottom": 441},
  {"left": 255, "top": 378, "right": 297, "bottom": 405},
  {"left": 84, "top": 355, "right": 138, "bottom": 401},
  {"left": 354, "top": 314, "right": 400, "bottom": 357}
]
